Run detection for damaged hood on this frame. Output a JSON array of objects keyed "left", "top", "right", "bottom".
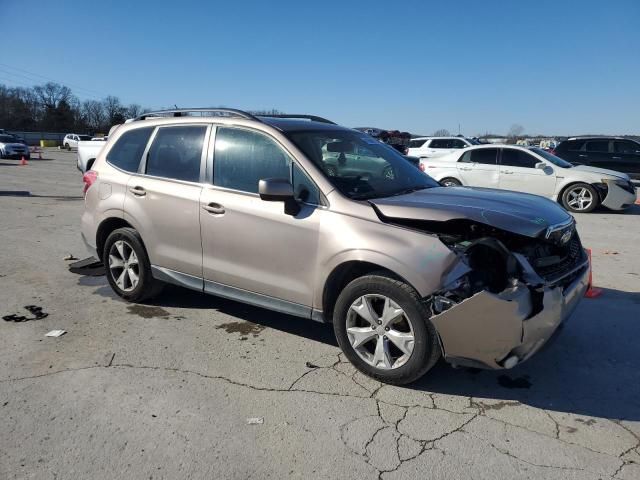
[{"left": 370, "top": 186, "right": 572, "bottom": 238}]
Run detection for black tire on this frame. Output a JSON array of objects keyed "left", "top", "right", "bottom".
[
  {"left": 333, "top": 273, "right": 441, "bottom": 385},
  {"left": 103, "top": 227, "right": 163, "bottom": 302},
  {"left": 440, "top": 177, "right": 462, "bottom": 187},
  {"left": 561, "top": 183, "right": 599, "bottom": 213}
]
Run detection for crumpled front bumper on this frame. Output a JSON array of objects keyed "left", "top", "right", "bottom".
[
  {"left": 601, "top": 180, "right": 637, "bottom": 210},
  {"left": 430, "top": 254, "right": 589, "bottom": 370}
]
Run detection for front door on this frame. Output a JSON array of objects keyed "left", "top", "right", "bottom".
[
  {"left": 498, "top": 148, "right": 556, "bottom": 197},
  {"left": 200, "top": 126, "right": 322, "bottom": 308}
]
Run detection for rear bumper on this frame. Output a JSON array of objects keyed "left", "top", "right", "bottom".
[{"left": 431, "top": 255, "right": 589, "bottom": 370}]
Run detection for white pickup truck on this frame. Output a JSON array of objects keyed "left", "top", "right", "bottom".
[{"left": 76, "top": 138, "right": 108, "bottom": 172}]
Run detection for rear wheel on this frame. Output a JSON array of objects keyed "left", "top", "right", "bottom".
[
  {"left": 333, "top": 273, "right": 441, "bottom": 385},
  {"left": 440, "top": 177, "right": 461, "bottom": 187},
  {"left": 103, "top": 227, "right": 163, "bottom": 302},
  {"left": 561, "top": 183, "right": 599, "bottom": 213}
]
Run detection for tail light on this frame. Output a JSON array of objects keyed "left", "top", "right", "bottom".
[
  {"left": 419, "top": 162, "right": 425, "bottom": 172},
  {"left": 83, "top": 170, "right": 98, "bottom": 196}
]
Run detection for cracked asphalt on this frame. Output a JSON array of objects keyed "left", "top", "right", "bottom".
[{"left": 1, "top": 150, "right": 639, "bottom": 479}]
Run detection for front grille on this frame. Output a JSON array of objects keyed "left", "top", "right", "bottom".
[{"left": 532, "top": 236, "right": 584, "bottom": 282}]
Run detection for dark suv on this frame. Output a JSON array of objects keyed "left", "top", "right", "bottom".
[{"left": 553, "top": 137, "right": 640, "bottom": 179}]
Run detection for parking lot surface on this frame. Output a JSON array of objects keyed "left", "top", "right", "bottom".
[{"left": 1, "top": 150, "right": 639, "bottom": 479}]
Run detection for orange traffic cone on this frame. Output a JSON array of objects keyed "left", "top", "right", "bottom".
[
  {"left": 19, "top": 156, "right": 28, "bottom": 166},
  {"left": 584, "top": 248, "right": 602, "bottom": 298}
]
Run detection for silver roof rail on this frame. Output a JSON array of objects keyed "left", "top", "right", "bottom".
[
  {"left": 257, "top": 114, "right": 336, "bottom": 125},
  {"left": 134, "top": 108, "right": 259, "bottom": 121}
]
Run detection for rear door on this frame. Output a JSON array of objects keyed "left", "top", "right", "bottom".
[
  {"left": 612, "top": 140, "right": 640, "bottom": 177},
  {"left": 456, "top": 148, "right": 499, "bottom": 187},
  {"left": 124, "top": 124, "right": 209, "bottom": 279},
  {"left": 498, "top": 148, "right": 556, "bottom": 197},
  {"left": 583, "top": 140, "right": 611, "bottom": 168},
  {"left": 425, "top": 138, "right": 453, "bottom": 158}
]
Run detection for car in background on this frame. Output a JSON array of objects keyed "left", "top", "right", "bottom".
[
  {"left": 0, "top": 134, "right": 30, "bottom": 159},
  {"left": 77, "top": 137, "right": 109, "bottom": 172},
  {"left": 421, "top": 145, "right": 636, "bottom": 213},
  {"left": 407, "top": 136, "right": 478, "bottom": 158},
  {"left": 552, "top": 137, "right": 640, "bottom": 180},
  {"left": 63, "top": 134, "right": 92, "bottom": 150}
]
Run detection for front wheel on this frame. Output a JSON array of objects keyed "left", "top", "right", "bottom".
[
  {"left": 333, "top": 273, "right": 441, "bottom": 385},
  {"left": 440, "top": 177, "right": 462, "bottom": 187},
  {"left": 561, "top": 183, "right": 599, "bottom": 213},
  {"left": 103, "top": 227, "right": 163, "bottom": 302}
]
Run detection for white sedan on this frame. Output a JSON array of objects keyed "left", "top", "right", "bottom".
[{"left": 421, "top": 145, "right": 637, "bottom": 213}]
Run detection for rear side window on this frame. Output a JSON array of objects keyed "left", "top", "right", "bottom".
[
  {"left": 559, "top": 140, "right": 585, "bottom": 151},
  {"left": 500, "top": 149, "right": 539, "bottom": 168},
  {"left": 106, "top": 127, "right": 153, "bottom": 172},
  {"left": 460, "top": 148, "right": 498, "bottom": 164},
  {"left": 145, "top": 126, "right": 207, "bottom": 182},
  {"left": 429, "top": 139, "right": 451, "bottom": 149},
  {"left": 451, "top": 139, "right": 467, "bottom": 149},
  {"left": 214, "top": 127, "right": 291, "bottom": 193},
  {"left": 409, "top": 139, "right": 427, "bottom": 148},
  {"left": 614, "top": 141, "right": 640, "bottom": 154},
  {"left": 585, "top": 140, "right": 609, "bottom": 153}
]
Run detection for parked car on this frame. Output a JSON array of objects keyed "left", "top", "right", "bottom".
[
  {"left": 407, "top": 136, "right": 478, "bottom": 158},
  {"left": 77, "top": 137, "right": 109, "bottom": 172},
  {"left": 552, "top": 137, "right": 640, "bottom": 180},
  {"left": 0, "top": 134, "right": 30, "bottom": 159},
  {"left": 82, "top": 108, "right": 589, "bottom": 384},
  {"left": 63, "top": 134, "right": 92, "bottom": 150},
  {"left": 421, "top": 145, "right": 636, "bottom": 213}
]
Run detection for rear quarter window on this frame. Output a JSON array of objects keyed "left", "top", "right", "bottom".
[{"left": 106, "top": 127, "right": 154, "bottom": 173}]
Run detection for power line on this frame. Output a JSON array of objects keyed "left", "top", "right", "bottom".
[{"left": 0, "top": 62, "right": 110, "bottom": 98}]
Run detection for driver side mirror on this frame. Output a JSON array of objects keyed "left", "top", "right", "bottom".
[
  {"left": 535, "top": 162, "right": 547, "bottom": 170},
  {"left": 259, "top": 178, "right": 294, "bottom": 201}
]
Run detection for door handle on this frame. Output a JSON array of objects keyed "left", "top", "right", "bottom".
[
  {"left": 459, "top": 167, "right": 472, "bottom": 171},
  {"left": 202, "top": 202, "right": 225, "bottom": 215},
  {"left": 129, "top": 186, "right": 146, "bottom": 196},
  {"left": 578, "top": 154, "right": 587, "bottom": 158},
  {"left": 502, "top": 170, "right": 514, "bottom": 174},
  {"left": 612, "top": 156, "right": 621, "bottom": 160}
]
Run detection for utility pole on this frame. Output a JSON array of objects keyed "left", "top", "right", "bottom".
[{"left": 458, "top": 123, "right": 461, "bottom": 135}]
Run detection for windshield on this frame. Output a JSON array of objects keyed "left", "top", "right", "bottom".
[
  {"left": 530, "top": 147, "right": 573, "bottom": 168},
  {"left": 287, "top": 130, "right": 440, "bottom": 200}
]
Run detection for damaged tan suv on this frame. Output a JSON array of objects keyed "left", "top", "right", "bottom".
[{"left": 81, "top": 109, "right": 589, "bottom": 384}]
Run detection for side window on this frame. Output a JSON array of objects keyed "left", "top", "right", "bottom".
[
  {"left": 614, "top": 141, "right": 640, "bottom": 154},
  {"left": 214, "top": 127, "right": 291, "bottom": 193},
  {"left": 500, "top": 149, "right": 539, "bottom": 168},
  {"left": 430, "top": 139, "right": 450, "bottom": 149},
  {"left": 451, "top": 139, "right": 467, "bottom": 149},
  {"left": 565, "top": 140, "right": 585, "bottom": 151},
  {"left": 292, "top": 162, "right": 321, "bottom": 205},
  {"left": 459, "top": 151, "right": 473, "bottom": 163},
  {"left": 585, "top": 140, "right": 609, "bottom": 153},
  {"left": 145, "top": 126, "right": 206, "bottom": 182},
  {"left": 409, "top": 139, "right": 427, "bottom": 148},
  {"left": 469, "top": 148, "right": 498, "bottom": 164},
  {"left": 106, "top": 127, "right": 154, "bottom": 172}
]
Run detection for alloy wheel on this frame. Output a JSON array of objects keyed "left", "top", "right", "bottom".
[
  {"left": 567, "top": 186, "right": 593, "bottom": 211},
  {"left": 108, "top": 240, "right": 140, "bottom": 292},
  {"left": 346, "top": 294, "right": 415, "bottom": 370}
]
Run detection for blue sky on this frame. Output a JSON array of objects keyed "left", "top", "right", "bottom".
[{"left": 2, "top": 0, "right": 639, "bottom": 136}]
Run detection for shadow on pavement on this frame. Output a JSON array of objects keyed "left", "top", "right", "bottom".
[{"left": 79, "top": 268, "right": 638, "bottom": 420}]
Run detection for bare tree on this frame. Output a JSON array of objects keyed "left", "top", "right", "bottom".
[
  {"left": 433, "top": 128, "right": 450, "bottom": 136},
  {"left": 125, "top": 103, "right": 144, "bottom": 119},
  {"left": 33, "top": 82, "right": 72, "bottom": 109},
  {"left": 508, "top": 124, "right": 525, "bottom": 139},
  {"left": 82, "top": 100, "right": 106, "bottom": 132},
  {"left": 102, "top": 95, "right": 126, "bottom": 126}
]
